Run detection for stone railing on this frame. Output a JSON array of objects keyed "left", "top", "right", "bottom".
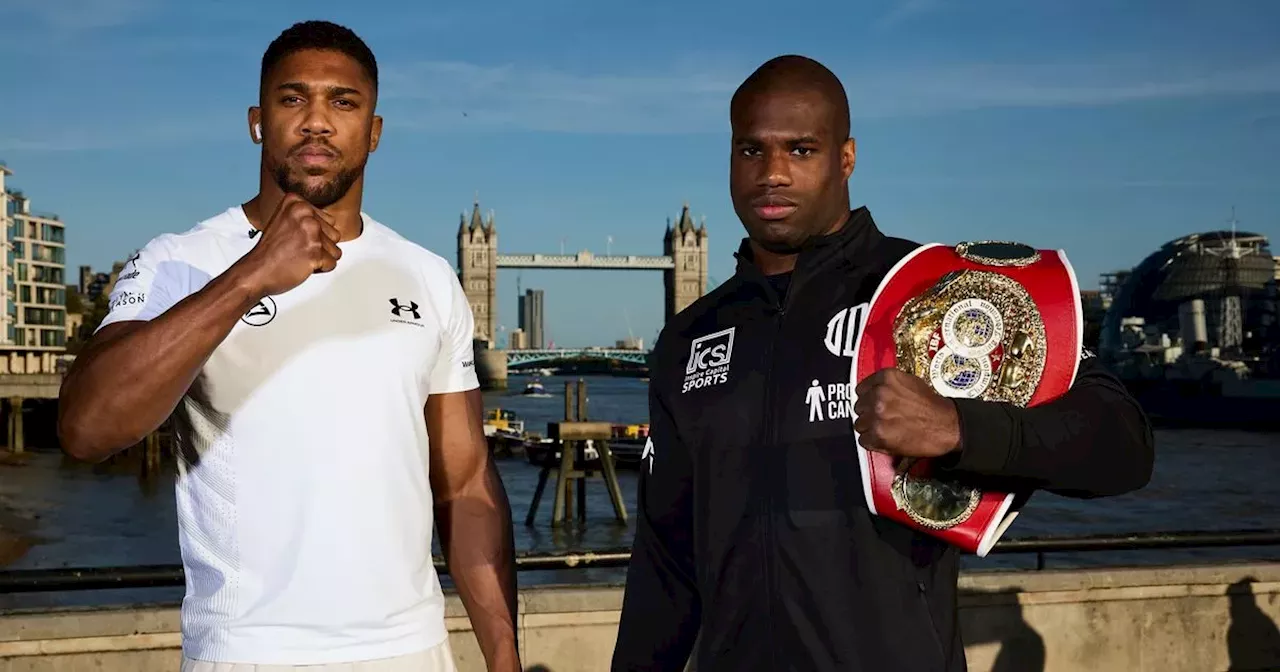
[{"left": 2, "top": 563, "right": 1278, "bottom": 671}]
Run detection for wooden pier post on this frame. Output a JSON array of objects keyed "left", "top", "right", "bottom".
[
  {"left": 524, "top": 379, "right": 628, "bottom": 527},
  {"left": 575, "top": 378, "right": 588, "bottom": 520},
  {"left": 144, "top": 430, "right": 161, "bottom": 472},
  {"left": 7, "top": 397, "right": 23, "bottom": 454},
  {"left": 563, "top": 381, "right": 575, "bottom": 521}
]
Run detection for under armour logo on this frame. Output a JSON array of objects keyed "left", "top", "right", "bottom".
[{"left": 389, "top": 298, "right": 420, "bottom": 320}]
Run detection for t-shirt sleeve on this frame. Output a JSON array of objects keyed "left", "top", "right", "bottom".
[
  {"left": 428, "top": 272, "right": 480, "bottom": 394},
  {"left": 95, "top": 235, "right": 191, "bottom": 332}
]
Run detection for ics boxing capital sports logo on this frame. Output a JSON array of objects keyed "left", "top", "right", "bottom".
[{"left": 682, "top": 327, "right": 735, "bottom": 393}]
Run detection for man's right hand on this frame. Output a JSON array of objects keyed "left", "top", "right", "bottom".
[{"left": 239, "top": 193, "right": 343, "bottom": 297}]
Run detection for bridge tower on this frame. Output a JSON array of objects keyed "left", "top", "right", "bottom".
[
  {"left": 457, "top": 199, "right": 499, "bottom": 344},
  {"left": 664, "top": 203, "right": 709, "bottom": 320}
]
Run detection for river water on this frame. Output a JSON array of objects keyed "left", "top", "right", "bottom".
[{"left": 2, "top": 373, "right": 1279, "bottom": 611}]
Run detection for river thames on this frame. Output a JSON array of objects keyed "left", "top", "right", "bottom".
[{"left": 2, "top": 373, "right": 1278, "bottom": 611}]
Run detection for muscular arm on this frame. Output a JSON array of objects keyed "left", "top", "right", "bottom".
[
  {"left": 57, "top": 266, "right": 260, "bottom": 462},
  {"left": 426, "top": 389, "right": 519, "bottom": 672},
  {"left": 943, "top": 355, "right": 1155, "bottom": 497},
  {"left": 58, "top": 195, "right": 342, "bottom": 463}
]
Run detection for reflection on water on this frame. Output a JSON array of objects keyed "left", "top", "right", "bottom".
[{"left": 2, "top": 374, "right": 1280, "bottom": 610}]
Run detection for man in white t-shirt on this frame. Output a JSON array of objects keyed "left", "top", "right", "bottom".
[{"left": 57, "top": 20, "right": 520, "bottom": 672}]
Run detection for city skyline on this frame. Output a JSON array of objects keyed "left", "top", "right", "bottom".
[{"left": 2, "top": 0, "right": 1278, "bottom": 346}]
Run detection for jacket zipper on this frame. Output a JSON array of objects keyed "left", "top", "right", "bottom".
[
  {"left": 917, "top": 582, "right": 948, "bottom": 667},
  {"left": 758, "top": 278, "right": 798, "bottom": 671}
]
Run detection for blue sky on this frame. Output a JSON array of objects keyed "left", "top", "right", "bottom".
[{"left": 2, "top": 0, "right": 1277, "bottom": 347}]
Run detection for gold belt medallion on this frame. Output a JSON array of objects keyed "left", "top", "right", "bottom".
[{"left": 887, "top": 241, "right": 1047, "bottom": 530}]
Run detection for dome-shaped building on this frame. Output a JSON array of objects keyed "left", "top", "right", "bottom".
[{"left": 1100, "top": 229, "right": 1278, "bottom": 371}]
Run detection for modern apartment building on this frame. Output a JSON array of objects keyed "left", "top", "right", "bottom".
[{"left": 1, "top": 162, "right": 67, "bottom": 351}]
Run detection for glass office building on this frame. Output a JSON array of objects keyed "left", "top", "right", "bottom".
[{"left": 1099, "top": 229, "right": 1278, "bottom": 362}]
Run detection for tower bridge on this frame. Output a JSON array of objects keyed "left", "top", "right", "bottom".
[
  {"left": 494, "top": 252, "right": 675, "bottom": 270},
  {"left": 506, "top": 348, "right": 651, "bottom": 368},
  {"left": 456, "top": 199, "right": 709, "bottom": 388}
]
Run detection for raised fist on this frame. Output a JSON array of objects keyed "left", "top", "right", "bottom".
[{"left": 240, "top": 194, "right": 342, "bottom": 297}]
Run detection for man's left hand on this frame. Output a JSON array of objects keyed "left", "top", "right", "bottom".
[{"left": 853, "top": 368, "right": 962, "bottom": 459}]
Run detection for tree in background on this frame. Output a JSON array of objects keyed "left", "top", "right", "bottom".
[
  {"left": 64, "top": 290, "right": 108, "bottom": 355},
  {"left": 65, "top": 288, "right": 83, "bottom": 317}
]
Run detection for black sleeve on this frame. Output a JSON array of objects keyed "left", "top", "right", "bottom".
[
  {"left": 941, "top": 352, "right": 1155, "bottom": 498},
  {"left": 611, "top": 381, "right": 701, "bottom": 671}
]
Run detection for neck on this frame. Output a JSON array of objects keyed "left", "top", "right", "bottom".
[
  {"left": 748, "top": 207, "right": 853, "bottom": 276},
  {"left": 748, "top": 242, "right": 799, "bottom": 276},
  {"left": 243, "top": 174, "right": 366, "bottom": 242}
]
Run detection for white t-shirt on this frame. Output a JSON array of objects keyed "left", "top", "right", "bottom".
[{"left": 97, "top": 206, "right": 479, "bottom": 665}]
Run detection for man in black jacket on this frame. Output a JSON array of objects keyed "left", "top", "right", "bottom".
[{"left": 611, "top": 55, "right": 1155, "bottom": 672}]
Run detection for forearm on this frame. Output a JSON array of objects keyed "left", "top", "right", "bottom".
[
  {"left": 58, "top": 265, "right": 262, "bottom": 461},
  {"left": 944, "top": 366, "right": 1155, "bottom": 497},
  {"left": 436, "top": 459, "right": 519, "bottom": 671}
]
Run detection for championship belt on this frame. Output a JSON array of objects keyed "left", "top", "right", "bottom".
[{"left": 852, "top": 241, "right": 1083, "bottom": 556}]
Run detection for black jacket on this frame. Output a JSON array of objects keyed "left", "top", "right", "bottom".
[{"left": 611, "top": 208, "right": 1154, "bottom": 672}]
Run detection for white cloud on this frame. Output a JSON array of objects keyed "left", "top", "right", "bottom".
[
  {"left": 379, "top": 61, "right": 738, "bottom": 134},
  {"left": 6, "top": 0, "right": 155, "bottom": 33},
  {"left": 853, "top": 60, "right": 1280, "bottom": 114},
  {"left": 376, "top": 56, "right": 1280, "bottom": 135},
  {"left": 875, "top": 0, "right": 944, "bottom": 30},
  {"left": 867, "top": 175, "right": 1277, "bottom": 190},
  {"left": 0, "top": 117, "right": 237, "bottom": 153},
  {"left": 5, "top": 53, "right": 1277, "bottom": 152}
]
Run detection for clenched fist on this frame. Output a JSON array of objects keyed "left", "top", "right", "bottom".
[
  {"left": 852, "top": 367, "right": 962, "bottom": 459},
  {"left": 240, "top": 194, "right": 343, "bottom": 297}
]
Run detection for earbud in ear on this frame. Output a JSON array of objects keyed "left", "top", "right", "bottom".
[{"left": 253, "top": 123, "right": 262, "bottom": 141}]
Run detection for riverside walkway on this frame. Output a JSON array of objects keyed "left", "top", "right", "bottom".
[{"left": 2, "top": 531, "right": 1280, "bottom": 671}]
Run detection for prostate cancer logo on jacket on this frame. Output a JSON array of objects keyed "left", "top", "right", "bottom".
[{"left": 683, "top": 327, "right": 735, "bottom": 393}]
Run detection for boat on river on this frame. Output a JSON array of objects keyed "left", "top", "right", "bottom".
[{"left": 521, "top": 378, "right": 553, "bottom": 398}]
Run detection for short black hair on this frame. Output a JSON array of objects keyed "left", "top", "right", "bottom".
[
  {"left": 260, "top": 20, "right": 378, "bottom": 95},
  {"left": 731, "top": 55, "right": 850, "bottom": 140}
]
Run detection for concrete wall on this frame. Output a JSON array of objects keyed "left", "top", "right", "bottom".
[
  {"left": 475, "top": 344, "right": 508, "bottom": 390},
  {"left": 2, "top": 563, "right": 1278, "bottom": 671},
  {"left": 0, "top": 374, "right": 60, "bottom": 398},
  {"left": 0, "top": 353, "right": 67, "bottom": 377}
]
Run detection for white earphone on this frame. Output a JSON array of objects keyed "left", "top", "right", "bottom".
[{"left": 253, "top": 123, "right": 262, "bottom": 141}]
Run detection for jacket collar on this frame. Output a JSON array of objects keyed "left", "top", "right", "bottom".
[
  {"left": 729, "top": 207, "right": 885, "bottom": 310},
  {"left": 733, "top": 206, "right": 885, "bottom": 281}
]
